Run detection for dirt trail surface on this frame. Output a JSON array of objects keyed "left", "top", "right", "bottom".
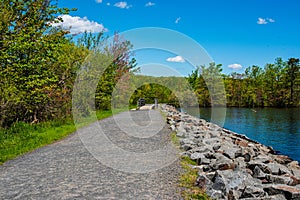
[{"left": 0, "top": 110, "right": 183, "bottom": 199}]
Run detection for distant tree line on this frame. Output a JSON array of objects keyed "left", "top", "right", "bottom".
[
  {"left": 128, "top": 76, "right": 182, "bottom": 107},
  {"left": 130, "top": 58, "right": 299, "bottom": 108},
  {"left": 187, "top": 58, "right": 300, "bottom": 108}
]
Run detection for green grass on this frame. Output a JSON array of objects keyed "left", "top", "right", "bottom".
[
  {"left": 170, "top": 132, "right": 180, "bottom": 147},
  {"left": 179, "top": 156, "right": 211, "bottom": 200},
  {"left": 169, "top": 132, "right": 211, "bottom": 200},
  {"left": 0, "top": 109, "right": 127, "bottom": 165}
]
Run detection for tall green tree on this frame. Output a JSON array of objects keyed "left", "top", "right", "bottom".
[
  {"left": 95, "top": 33, "right": 137, "bottom": 110},
  {"left": 224, "top": 72, "right": 244, "bottom": 107},
  {"left": 263, "top": 58, "right": 285, "bottom": 106},
  {"left": 244, "top": 65, "right": 264, "bottom": 107},
  {"left": 187, "top": 67, "right": 210, "bottom": 107},
  {"left": 286, "top": 58, "right": 300, "bottom": 105},
  {"left": 200, "top": 63, "right": 226, "bottom": 106},
  {"left": 0, "top": 0, "right": 74, "bottom": 126}
]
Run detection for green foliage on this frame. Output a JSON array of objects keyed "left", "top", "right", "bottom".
[
  {"left": 0, "top": 119, "right": 76, "bottom": 164},
  {"left": 169, "top": 131, "right": 210, "bottom": 200},
  {"left": 72, "top": 31, "right": 138, "bottom": 113},
  {"left": 0, "top": 0, "right": 81, "bottom": 126},
  {"left": 170, "top": 132, "right": 180, "bottom": 146},
  {"left": 128, "top": 75, "right": 185, "bottom": 107},
  {"left": 187, "top": 59, "right": 300, "bottom": 107},
  {"left": 286, "top": 58, "right": 300, "bottom": 104},
  {"left": 179, "top": 156, "right": 211, "bottom": 200},
  {"left": 95, "top": 34, "right": 137, "bottom": 110},
  {"left": 187, "top": 69, "right": 210, "bottom": 107},
  {"left": 130, "top": 83, "right": 179, "bottom": 106},
  {"left": 200, "top": 63, "right": 226, "bottom": 106},
  {"left": 186, "top": 63, "right": 226, "bottom": 107},
  {"left": 0, "top": 1, "right": 137, "bottom": 127}
]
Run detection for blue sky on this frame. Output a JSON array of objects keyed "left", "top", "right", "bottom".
[{"left": 56, "top": 0, "right": 300, "bottom": 76}]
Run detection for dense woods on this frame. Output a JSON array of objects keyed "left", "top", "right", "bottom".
[{"left": 0, "top": 0, "right": 136, "bottom": 127}]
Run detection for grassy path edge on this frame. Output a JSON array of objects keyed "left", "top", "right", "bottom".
[
  {"left": 0, "top": 109, "right": 126, "bottom": 165},
  {"left": 161, "top": 108, "right": 211, "bottom": 200}
]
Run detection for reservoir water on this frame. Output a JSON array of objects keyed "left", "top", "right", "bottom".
[{"left": 182, "top": 107, "right": 300, "bottom": 162}]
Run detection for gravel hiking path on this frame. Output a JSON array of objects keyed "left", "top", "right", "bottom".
[{"left": 0, "top": 110, "right": 183, "bottom": 200}]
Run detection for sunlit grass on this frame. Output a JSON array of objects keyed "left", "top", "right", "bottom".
[
  {"left": 170, "top": 132, "right": 180, "bottom": 147},
  {"left": 0, "top": 119, "right": 76, "bottom": 165},
  {"left": 169, "top": 131, "right": 211, "bottom": 200},
  {"left": 179, "top": 156, "right": 211, "bottom": 200},
  {"left": 0, "top": 108, "right": 129, "bottom": 165}
]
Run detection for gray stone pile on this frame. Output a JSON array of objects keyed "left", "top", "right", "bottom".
[{"left": 161, "top": 105, "right": 300, "bottom": 200}]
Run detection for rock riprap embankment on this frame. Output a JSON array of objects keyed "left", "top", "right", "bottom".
[{"left": 162, "top": 105, "right": 300, "bottom": 200}]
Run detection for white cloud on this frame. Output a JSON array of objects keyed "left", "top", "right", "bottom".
[
  {"left": 175, "top": 17, "right": 181, "bottom": 24},
  {"left": 95, "top": 0, "right": 102, "bottom": 3},
  {"left": 257, "top": 17, "right": 275, "bottom": 25},
  {"left": 114, "top": 1, "right": 132, "bottom": 9},
  {"left": 52, "top": 15, "right": 107, "bottom": 35},
  {"left": 228, "top": 63, "right": 243, "bottom": 70},
  {"left": 107, "top": 2, "right": 111, "bottom": 6},
  {"left": 268, "top": 18, "right": 275, "bottom": 23},
  {"left": 257, "top": 17, "right": 267, "bottom": 25},
  {"left": 145, "top": 2, "right": 155, "bottom": 7},
  {"left": 166, "top": 56, "right": 185, "bottom": 63}
]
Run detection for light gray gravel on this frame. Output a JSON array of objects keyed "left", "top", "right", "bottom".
[{"left": 0, "top": 110, "right": 183, "bottom": 200}]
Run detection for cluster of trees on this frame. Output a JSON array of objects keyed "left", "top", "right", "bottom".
[
  {"left": 129, "top": 58, "right": 299, "bottom": 108},
  {"left": 187, "top": 58, "right": 300, "bottom": 107},
  {"left": 128, "top": 76, "right": 182, "bottom": 107},
  {"left": 126, "top": 75, "right": 200, "bottom": 108},
  {"left": 225, "top": 58, "right": 300, "bottom": 107},
  {"left": 0, "top": 0, "right": 136, "bottom": 127}
]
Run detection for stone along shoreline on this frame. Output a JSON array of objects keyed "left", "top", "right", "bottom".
[{"left": 161, "top": 105, "right": 300, "bottom": 200}]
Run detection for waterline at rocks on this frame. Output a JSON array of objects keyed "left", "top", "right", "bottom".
[{"left": 161, "top": 105, "right": 300, "bottom": 200}]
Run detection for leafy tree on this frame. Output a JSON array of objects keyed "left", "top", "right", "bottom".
[
  {"left": 263, "top": 58, "right": 285, "bottom": 106},
  {"left": 286, "top": 58, "right": 300, "bottom": 105},
  {"left": 244, "top": 65, "right": 264, "bottom": 107},
  {"left": 187, "top": 67, "right": 210, "bottom": 107},
  {"left": 187, "top": 67, "right": 200, "bottom": 89},
  {"left": 200, "top": 63, "right": 226, "bottom": 106},
  {"left": 128, "top": 76, "right": 183, "bottom": 107},
  {"left": 0, "top": 0, "right": 75, "bottom": 126},
  {"left": 224, "top": 72, "right": 244, "bottom": 107},
  {"left": 95, "top": 33, "right": 137, "bottom": 110}
]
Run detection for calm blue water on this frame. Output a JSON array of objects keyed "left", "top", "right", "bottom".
[{"left": 182, "top": 107, "right": 300, "bottom": 162}]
